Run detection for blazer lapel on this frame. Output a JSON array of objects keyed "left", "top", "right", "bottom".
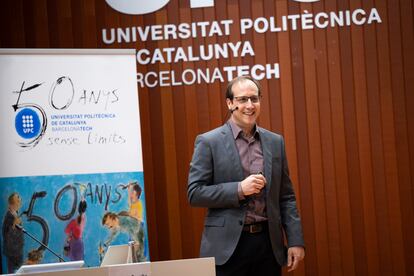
[
  {"left": 259, "top": 128, "right": 273, "bottom": 192},
  {"left": 221, "top": 124, "right": 244, "bottom": 180}
]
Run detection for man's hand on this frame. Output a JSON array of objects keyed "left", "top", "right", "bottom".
[
  {"left": 240, "top": 174, "right": 266, "bottom": 196},
  {"left": 13, "top": 217, "right": 22, "bottom": 227},
  {"left": 287, "top": 246, "right": 305, "bottom": 272}
]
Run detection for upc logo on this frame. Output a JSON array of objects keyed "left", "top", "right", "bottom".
[
  {"left": 105, "top": 0, "right": 214, "bottom": 15},
  {"left": 15, "top": 108, "right": 41, "bottom": 139},
  {"left": 105, "top": 0, "right": 319, "bottom": 15}
]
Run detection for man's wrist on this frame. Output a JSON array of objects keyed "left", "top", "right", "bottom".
[{"left": 237, "top": 182, "right": 245, "bottom": 200}]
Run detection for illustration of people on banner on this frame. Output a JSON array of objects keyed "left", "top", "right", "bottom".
[
  {"left": 2, "top": 193, "right": 24, "bottom": 273},
  {"left": 1, "top": 173, "right": 149, "bottom": 273}
]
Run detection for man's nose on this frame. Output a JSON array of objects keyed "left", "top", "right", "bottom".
[{"left": 245, "top": 98, "right": 254, "bottom": 107}]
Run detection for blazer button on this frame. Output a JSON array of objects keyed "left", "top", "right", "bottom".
[{"left": 239, "top": 220, "right": 243, "bottom": 225}]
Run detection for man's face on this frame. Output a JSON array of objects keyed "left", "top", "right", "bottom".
[
  {"left": 227, "top": 79, "right": 261, "bottom": 133},
  {"left": 130, "top": 190, "right": 138, "bottom": 200},
  {"left": 104, "top": 217, "right": 119, "bottom": 229},
  {"left": 10, "top": 195, "right": 22, "bottom": 211}
]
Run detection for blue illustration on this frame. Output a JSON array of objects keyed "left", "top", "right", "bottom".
[{"left": 0, "top": 172, "right": 149, "bottom": 273}]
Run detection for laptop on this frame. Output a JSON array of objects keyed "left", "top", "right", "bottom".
[
  {"left": 100, "top": 244, "right": 130, "bottom": 267},
  {"left": 16, "top": 260, "right": 84, "bottom": 274}
]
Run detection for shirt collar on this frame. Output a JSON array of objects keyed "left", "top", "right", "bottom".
[
  {"left": 227, "top": 119, "right": 259, "bottom": 140},
  {"left": 9, "top": 208, "right": 18, "bottom": 216}
]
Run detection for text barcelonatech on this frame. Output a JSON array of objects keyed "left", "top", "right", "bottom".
[
  {"left": 102, "top": 8, "right": 381, "bottom": 44},
  {"left": 137, "top": 63, "right": 280, "bottom": 88}
]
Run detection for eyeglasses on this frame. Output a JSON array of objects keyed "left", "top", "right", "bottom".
[{"left": 233, "top": 95, "right": 261, "bottom": 104}]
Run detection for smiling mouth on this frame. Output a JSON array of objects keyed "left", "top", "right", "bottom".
[{"left": 242, "top": 112, "right": 255, "bottom": 116}]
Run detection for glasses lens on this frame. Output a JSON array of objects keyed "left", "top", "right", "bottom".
[
  {"left": 234, "top": 96, "right": 260, "bottom": 103},
  {"left": 250, "top": 96, "right": 260, "bottom": 103},
  {"left": 237, "top": 97, "right": 248, "bottom": 103}
]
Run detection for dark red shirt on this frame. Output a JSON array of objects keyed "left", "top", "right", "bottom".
[{"left": 228, "top": 120, "right": 267, "bottom": 224}]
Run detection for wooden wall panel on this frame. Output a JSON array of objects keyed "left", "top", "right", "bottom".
[
  {"left": 399, "top": 0, "right": 414, "bottom": 274},
  {"left": 1, "top": 0, "right": 413, "bottom": 275}
]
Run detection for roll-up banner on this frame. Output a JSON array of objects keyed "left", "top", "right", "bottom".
[{"left": 0, "top": 49, "right": 149, "bottom": 271}]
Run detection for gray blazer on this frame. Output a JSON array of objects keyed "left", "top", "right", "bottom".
[{"left": 188, "top": 123, "right": 304, "bottom": 266}]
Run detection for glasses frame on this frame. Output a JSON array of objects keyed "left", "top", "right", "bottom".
[{"left": 232, "top": 95, "right": 261, "bottom": 104}]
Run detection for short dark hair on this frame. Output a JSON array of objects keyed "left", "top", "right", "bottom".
[
  {"left": 28, "top": 249, "right": 43, "bottom": 262},
  {"left": 131, "top": 182, "right": 142, "bottom": 198},
  {"left": 102, "top": 212, "right": 118, "bottom": 225},
  {"left": 225, "top": 75, "right": 262, "bottom": 100},
  {"left": 8, "top": 193, "right": 19, "bottom": 205}
]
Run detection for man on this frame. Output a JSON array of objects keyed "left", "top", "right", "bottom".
[
  {"left": 2, "top": 193, "right": 24, "bottom": 273},
  {"left": 127, "top": 182, "right": 143, "bottom": 222},
  {"left": 187, "top": 76, "right": 305, "bottom": 276},
  {"left": 25, "top": 249, "right": 43, "bottom": 265},
  {"left": 102, "top": 212, "right": 146, "bottom": 262}
]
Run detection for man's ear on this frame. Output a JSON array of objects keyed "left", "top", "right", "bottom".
[{"left": 226, "top": 98, "right": 233, "bottom": 110}]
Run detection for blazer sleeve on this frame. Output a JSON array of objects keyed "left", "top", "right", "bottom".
[
  {"left": 187, "top": 134, "right": 240, "bottom": 209},
  {"left": 278, "top": 136, "right": 305, "bottom": 248}
]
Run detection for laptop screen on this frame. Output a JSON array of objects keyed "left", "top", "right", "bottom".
[{"left": 100, "top": 244, "right": 130, "bottom": 267}]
